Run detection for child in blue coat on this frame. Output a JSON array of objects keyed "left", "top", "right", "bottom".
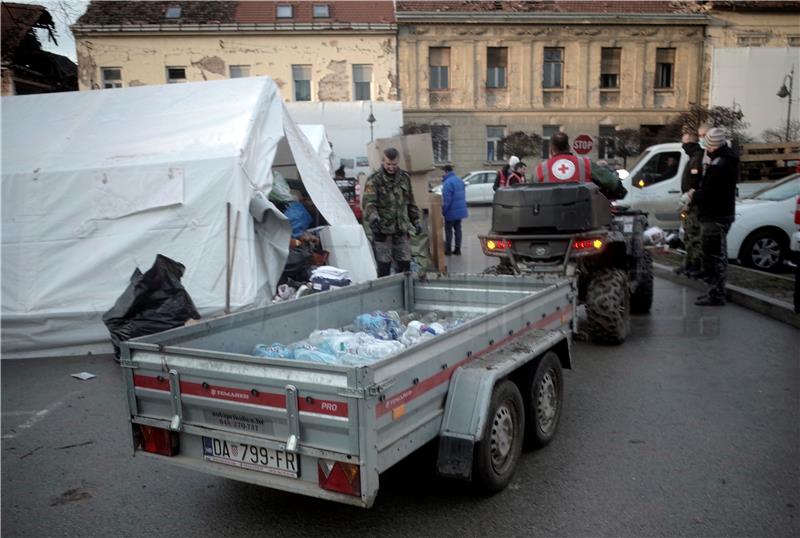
[{"left": 441, "top": 165, "right": 469, "bottom": 255}]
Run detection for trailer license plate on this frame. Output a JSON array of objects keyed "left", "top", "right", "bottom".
[{"left": 202, "top": 437, "right": 299, "bottom": 478}]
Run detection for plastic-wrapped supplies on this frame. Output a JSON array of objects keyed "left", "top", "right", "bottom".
[
  {"left": 253, "top": 343, "right": 293, "bottom": 359},
  {"left": 354, "top": 311, "right": 403, "bottom": 340}
]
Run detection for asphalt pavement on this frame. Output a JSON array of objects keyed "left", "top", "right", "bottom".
[{"left": 2, "top": 205, "right": 799, "bottom": 537}]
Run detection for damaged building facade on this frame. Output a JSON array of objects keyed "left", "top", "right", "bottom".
[{"left": 71, "top": 1, "right": 398, "bottom": 102}]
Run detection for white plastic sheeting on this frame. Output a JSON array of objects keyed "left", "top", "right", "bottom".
[{"left": 1, "top": 77, "right": 374, "bottom": 358}]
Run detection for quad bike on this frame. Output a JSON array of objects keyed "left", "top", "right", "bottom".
[{"left": 479, "top": 182, "right": 653, "bottom": 345}]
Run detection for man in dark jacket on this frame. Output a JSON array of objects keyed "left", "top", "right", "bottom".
[
  {"left": 687, "top": 128, "right": 738, "bottom": 306},
  {"left": 441, "top": 165, "right": 468, "bottom": 255},
  {"left": 676, "top": 132, "right": 705, "bottom": 277}
]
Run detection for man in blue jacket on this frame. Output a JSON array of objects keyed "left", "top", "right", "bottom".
[{"left": 441, "top": 165, "right": 468, "bottom": 256}]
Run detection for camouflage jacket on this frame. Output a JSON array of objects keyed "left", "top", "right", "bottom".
[{"left": 362, "top": 167, "right": 421, "bottom": 235}]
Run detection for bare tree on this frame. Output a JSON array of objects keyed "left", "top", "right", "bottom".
[
  {"left": 663, "top": 103, "right": 753, "bottom": 145},
  {"left": 499, "top": 131, "right": 543, "bottom": 161},
  {"left": 761, "top": 120, "right": 800, "bottom": 143},
  {"left": 614, "top": 128, "right": 642, "bottom": 168},
  {"left": 401, "top": 121, "right": 431, "bottom": 135}
]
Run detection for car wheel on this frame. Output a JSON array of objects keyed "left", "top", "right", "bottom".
[{"left": 740, "top": 230, "right": 788, "bottom": 272}]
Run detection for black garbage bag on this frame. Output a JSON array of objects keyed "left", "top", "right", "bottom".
[
  {"left": 103, "top": 254, "right": 200, "bottom": 358},
  {"left": 278, "top": 244, "right": 313, "bottom": 287}
]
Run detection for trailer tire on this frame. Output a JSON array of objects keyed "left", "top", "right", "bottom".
[
  {"left": 473, "top": 380, "right": 525, "bottom": 492},
  {"left": 630, "top": 250, "right": 654, "bottom": 314},
  {"left": 585, "top": 269, "right": 629, "bottom": 345},
  {"left": 525, "top": 352, "right": 563, "bottom": 449}
]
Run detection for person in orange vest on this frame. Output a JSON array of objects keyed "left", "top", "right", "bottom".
[{"left": 535, "top": 131, "right": 626, "bottom": 198}]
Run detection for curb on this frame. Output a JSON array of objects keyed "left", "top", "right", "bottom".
[{"left": 653, "top": 262, "right": 800, "bottom": 329}]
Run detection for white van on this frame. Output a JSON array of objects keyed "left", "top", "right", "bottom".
[{"left": 616, "top": 143, "right": 686, "bottom": 230}]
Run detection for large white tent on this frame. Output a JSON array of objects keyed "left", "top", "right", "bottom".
[{"left": 1, "top": 77, "right": 375, "bottom": 359}]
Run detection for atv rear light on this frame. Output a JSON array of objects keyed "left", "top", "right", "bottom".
[
  {"left": 486, "top": 239, "right": 512, "bottom": 251},
  {"left": 135, "top": 424, "right": 179, "bottom": 456},
  {"left": 572, "top": 239, "right": 603, "bottom": 251},
  {"left": 318, "top": 459, "right": 361, "bottom": 497}
]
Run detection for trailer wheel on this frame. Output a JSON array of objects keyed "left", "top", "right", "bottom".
[
  {"left": 473, "top": 380, "right": 525, "bottom": 492},
  {"left": 585, "top": 269, "right": 629, "bottom": 345},
  {"left": 525, "top": 352, "right": 563, "bottom": 449}
]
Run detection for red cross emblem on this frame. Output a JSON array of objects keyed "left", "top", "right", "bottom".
[{"left": 557, "top": 163, "right": 570, "bottom": 174}]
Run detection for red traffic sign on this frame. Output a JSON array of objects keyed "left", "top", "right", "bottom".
[{"left": 572, "top": 134, "right": 594, "bottom": 155}]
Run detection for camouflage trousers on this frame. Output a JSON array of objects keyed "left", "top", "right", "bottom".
[
  {"left": 683, "top": 205, "right": 702, "bottom": 269},
  {"left": 700, "top": 220, "right": 731, "bottom": 300},
  {"left": 372, "top": 233, "right": 411, "bottom": 277}
]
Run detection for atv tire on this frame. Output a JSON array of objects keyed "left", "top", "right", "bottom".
[
  {"left": 585, "top": 269, "right": 629, "bottom": 345},
  {"left": 630, "top": 250, "right": 654, "bottom": 314}
]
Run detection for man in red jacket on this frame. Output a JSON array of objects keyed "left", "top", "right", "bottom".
[{"left": 535, "top": 132, "right": 592, "bottom": 183}]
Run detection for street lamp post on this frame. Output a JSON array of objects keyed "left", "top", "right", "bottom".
[
  {"left": 777, "top": 66, "right": 794, "bottom": 141},
  {"left": 367, "top": 101, "right": 376, "bottom": 142}
]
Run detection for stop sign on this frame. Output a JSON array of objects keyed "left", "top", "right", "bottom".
[{"left": 572, "top": 134, "right": 594, "bottom": 155}]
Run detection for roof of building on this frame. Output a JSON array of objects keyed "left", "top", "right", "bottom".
[
  {"left": 2, "top": 2, "right": 55, "bottom": 61},
  {"left": 75, "top": 1, "right": 395, "bottom": 27}
]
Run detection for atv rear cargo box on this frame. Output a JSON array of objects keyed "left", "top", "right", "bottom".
[{"left": 492, "top": 183, "right": 612, "bottom": 233}]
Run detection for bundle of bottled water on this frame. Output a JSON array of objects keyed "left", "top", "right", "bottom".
[{"left": 252, "top": 310, "right": 469, "bottom": 365}]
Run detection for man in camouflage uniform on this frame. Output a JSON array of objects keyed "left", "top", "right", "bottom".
[{"left": 362, "top": 147, "right": 422, "bottom": 277}]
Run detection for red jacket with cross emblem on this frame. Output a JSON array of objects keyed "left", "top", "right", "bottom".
[{"left": 535, "top": 152, "right": 592, "bottom": 183}]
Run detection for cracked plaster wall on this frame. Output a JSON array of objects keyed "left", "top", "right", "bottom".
[{"left": 75, "top": 34, "right": 398, "bottom": 102}]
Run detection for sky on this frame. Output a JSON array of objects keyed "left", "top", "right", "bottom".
[{"left": 16, "top": 0, "right": 90, "bottom": 61}]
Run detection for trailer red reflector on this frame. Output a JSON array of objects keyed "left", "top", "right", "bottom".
[
  {"left": 794, "top": 195, "right": 799, "bottom": 225},
  {"left": 318, "top": 460, "right": 361, "bottom": 497},
  {"left": 135, "top": 424, "right": 179, "bottom": 457}
]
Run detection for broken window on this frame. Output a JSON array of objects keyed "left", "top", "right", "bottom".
[
  {"left": 292, "top": 65, "right": 311, "bottom": 101},
  {"left": 655, "top": 48, "right": 674, "bottom": 89},
  {"left": 277, "top": 5, "right": 293, "bottom": 18},
  {"left": 353, "top": 64, "right": 372, "bottom": 101},
  {"left": 230, "top": 65, "right": 250, "bottom": 78},
  {"left": 600, "top": 48, "right": 620, "bottom": 89},
  {"left": 486, "top": 125, "right": 505, "bottom": 162},
  {"left": 101, "top": 67, "right": 122, "bottom": 89},
  {"left": 543, "top": 48, "right": 563, "bottom": 89},
  {"left": 166, "top": 67, "right": 186, "bottom": 84},
  {"left": 313, "top": 4, "right": 330, "bottom": 17},
  {"left": 542, "top": 125, "right": 560, "bottom": 159},
  {"left": 598, "top": 125, "right": 616, "bottom": 159},
  {"left": 487, "top": 47, "right": 507, "bottom": 88},
  {"left": 429, "top": 47, "right": 450, "bottom": 90},
  {"left": 431, "top": 124, "right": 451, "bottom": 163}
]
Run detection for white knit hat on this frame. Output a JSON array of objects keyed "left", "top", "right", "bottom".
[
  {"left": 509, "top": 155, "right": 520, "bottom": 168},
  {"left": 704, "top": 128, "right": 726, "bottom": 150}
]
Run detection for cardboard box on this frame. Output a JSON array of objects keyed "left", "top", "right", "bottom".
[
  {"left": 410, "top": 170, "right": 437, "bottom": 212},
  {"left": 367, "top": 133, "right": 435, "bottom": 173}
]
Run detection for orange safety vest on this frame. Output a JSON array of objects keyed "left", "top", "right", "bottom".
[{"left": 536, "top": 153, "right": 592, "bottom": 183}]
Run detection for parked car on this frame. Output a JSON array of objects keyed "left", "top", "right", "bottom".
[
  {"left": 431, "top": 170, "right": 497, "bottom": 204},
  {"left": 728, "top": 173, "right": 800, "bottom": 271}
]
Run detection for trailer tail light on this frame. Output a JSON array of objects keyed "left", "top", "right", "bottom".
[
  {"left": 486, "top": 239, "right": 512, "bottom": 251},
  {"left": 794, "top": 196, "right": 799, "bottom": 225},
  {"left": 572, "top": 238, "right": 604, "bottom": 252},
  {"left": 134, "top": 424, "right": 179, "bottom": 456},
  {"left": 318, "top": 460, "right": 361, "bottom": 497}
]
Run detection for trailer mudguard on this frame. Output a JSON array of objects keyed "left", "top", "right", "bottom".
[{"left": 436, "top": 329, "right": 568, "bottom": 479}]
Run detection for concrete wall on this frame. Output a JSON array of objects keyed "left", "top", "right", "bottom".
[{"left": 75, "top": 33, "right": 398, "bottom": 102}]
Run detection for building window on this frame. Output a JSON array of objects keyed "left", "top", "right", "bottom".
[
  {"left": 543, "top": 48, "right": 563, "bottom": 89},
  {"left": 353, "top": 64, "right": 372, "bottom": 101},
  {"left": 655, "top": 48, "right": 674, "bottom": 89},
  {"left": 277, "top": 5, "right": 293, "bottom": 18},
  {"left": 787, "top": 36, "right": 800, "bottom": 47},
  {"left": 598, "top": 125, "right": 616, "bottom": 159},
  {"left": 429, "top": 47, "right": 450, "bottom": 90},
  {"left": 600, "top": 48, "right": 621, "bottom": 89},
  {"left": 292, "top": 65, "right": 311, "bottom": 101},
  {"left": 486, "top": 125, "right": 505, "bottom": 162},
  {"left": 164, "top": 5, "right": 181, "bottom": 18},
  {"left": 542, "top": 125, "right": 560, "bottom": 159},
  {"left": 486, "top": 47, "right": 507, "bottom": 89},
  {"left": 101, "top": 67, "right": 122, "bottom": 89},
  {"left": 229, "top": 65, "right": 250, "bottom": 78},
  {"left": 313, "top": 4, "right": 330, "bottom": 17},
  {"left": 431, "top": 124, "right": 451, "bottom": 163},
  {"left": 737, "top": 34, "right": 767, "bottom": 47},
  {"left": 166, "top": 67, "right": 186, "bottom": 84}
]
